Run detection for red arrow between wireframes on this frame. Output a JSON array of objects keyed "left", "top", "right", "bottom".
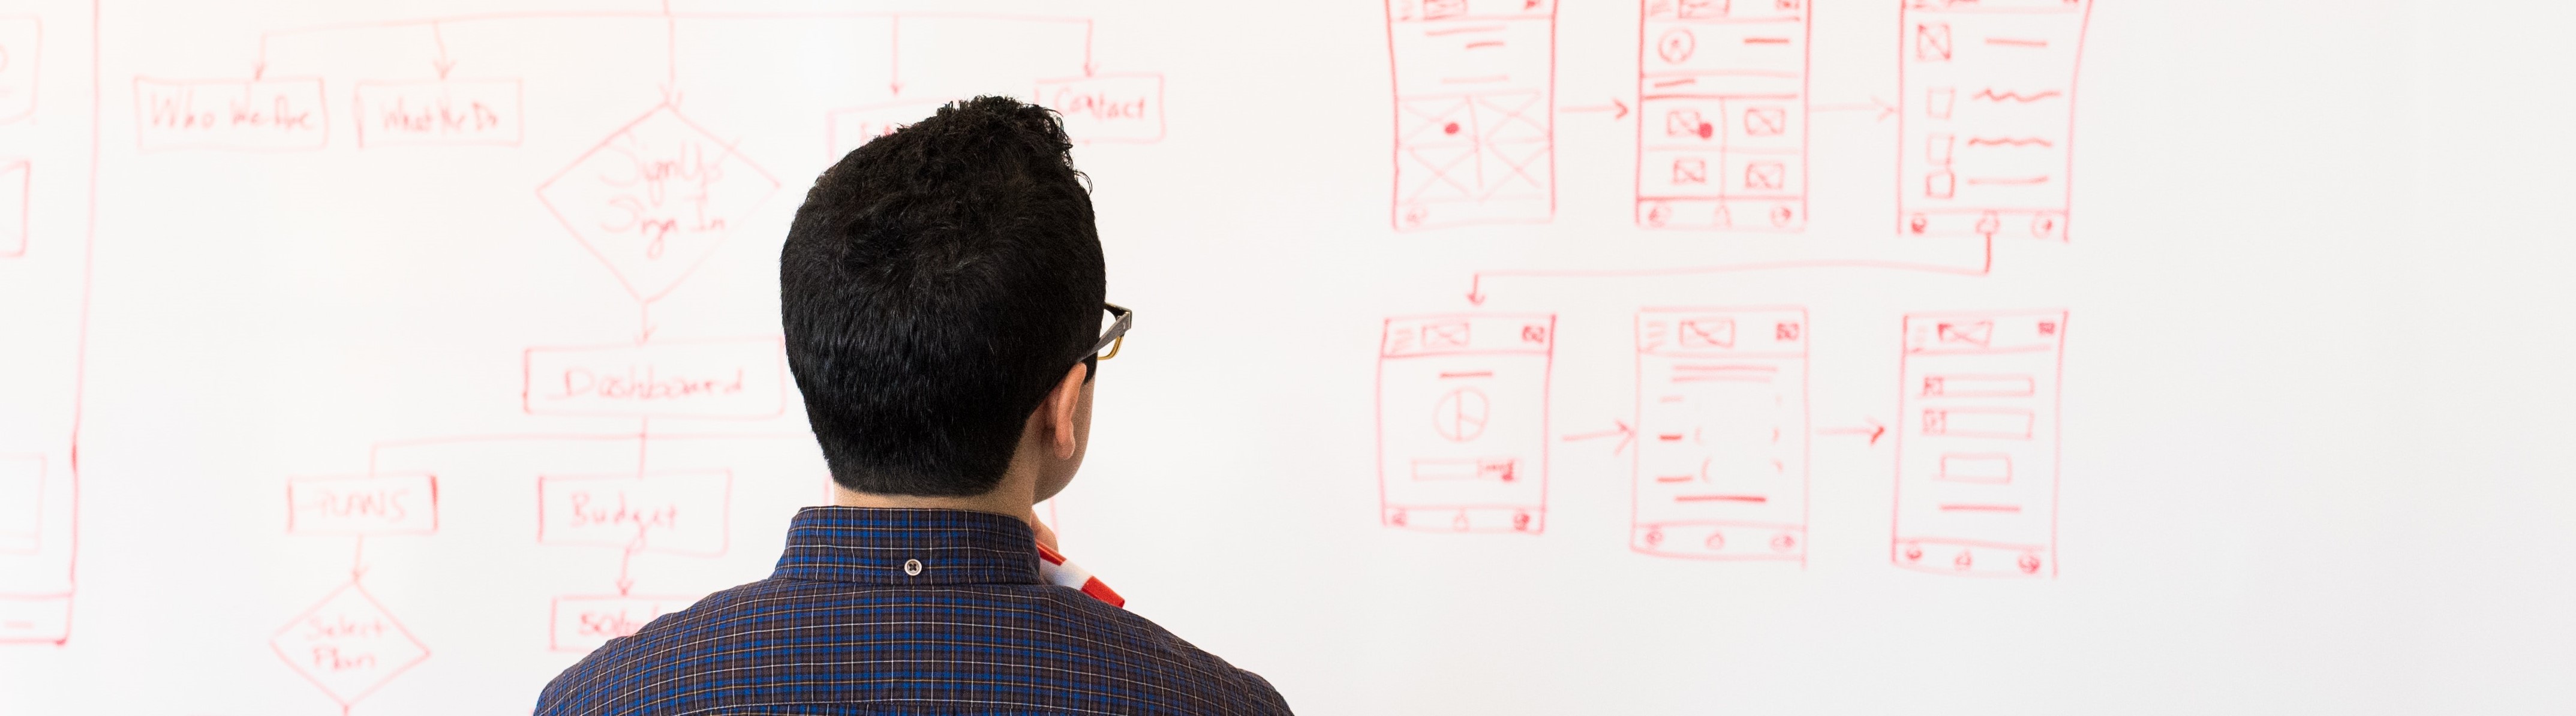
[
  {"left": 1561, "top": 98, "right": 1628, "bottom": 119},
  {"left": 1817, "top": 419, "right": 1887, "bottom": 446},
  {"left": 1562, "top": 420, "right": 1636, "bottom": 454}
]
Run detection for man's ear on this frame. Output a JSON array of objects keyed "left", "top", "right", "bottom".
[{"left": 1046, "top": 362, "right": 1088, "bottom": 459}]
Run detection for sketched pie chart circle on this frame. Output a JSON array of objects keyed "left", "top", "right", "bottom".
[
  {"left": 1432, "top": 387, "right": 1490, "bottom": 443},
  {"left": 1657, "top": 29, "right": 1697, "bottom": 64}
]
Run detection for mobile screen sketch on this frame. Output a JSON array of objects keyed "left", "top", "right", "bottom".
[
  {"left": 1892, "top": 311, "right": 2066, "bottom": 577},
  {"left": 1632, "top": 308, "right": 1809, "bottom": 561},
  {"left": 1377, "top": 314, "right": 1555, "bottom": 533},
  {"left": 1386, "top": 0, "right": 1556, "bottom": 230},
  {"left": 1898, "top": 0, "right": 2091, "bottom": 240},
  {"left": 1636, "top": 0, "right": 1808, "bottom": 231}
]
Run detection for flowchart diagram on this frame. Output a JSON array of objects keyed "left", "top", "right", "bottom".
[
  {"left": 0, "top": 0, "right": 95, "bottom": 646},
  {"left": 113, "top": 6, "right": 1167, "bottom": 712}
]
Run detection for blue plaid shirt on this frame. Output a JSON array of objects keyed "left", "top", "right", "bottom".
[{"left": 534, "top": 507, "right": 1292, "bottom": 715}]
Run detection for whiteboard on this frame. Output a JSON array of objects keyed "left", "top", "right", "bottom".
[{"left": 4, "top": 0, "right": 2574, "bottom": 713}]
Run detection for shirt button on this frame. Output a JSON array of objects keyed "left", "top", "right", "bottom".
[{"left": 903, "top": 558, "right": 924, "bottom": 576}]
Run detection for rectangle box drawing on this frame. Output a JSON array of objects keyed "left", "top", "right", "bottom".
[
  {"left": 1386, "top": 0, "right": 1555, "bottom": 230},
  {"left": 134, "top": 77, "right": 330, "bottom": 151},
  {"left": 0, "top": 595, "right": 69, "bottom": 643},
  {"left": 523, "top": 337, "right": 787, "bottom": 419},
  {"left": 1922, "top": 407, "right": 2033, "bottom": 440},
  {"left": 0, "top": 456, "right": 41, "bottom": 554},
  {"left": 549, "top": 594, "right": 694, "bottom": 653},
  {"left": 825, "top": 98, "right": 953, "bottom": 160},
  {"left": 1922, "top": 373, "right": 2034, "bottom": 398},
  {"left": 1897, "top": 0, "right": 2091, "bottom": 240},
  {"left": 1034, "top": 73, "right": 1164, "bottom": 143},
  {"left": 286, "top": 473, "right": 438, "bottom": 536},
  {"left": 1633, "top": 307, "right": 1809, "bottom": 561},
  {"left": 1377, "top": 314, "right": 1553, "bottom": 533},
  {"left": 351, "top": 79, "right": 523, "bottom": 148},
  {"left": 1636, "top": 0, "right": 1808, "bottom": 231},
  {"left": 0, "top": 18, "right": 38, "bottom": 124},
  {"left": 1937, "top": 453, "right": 2012, "bottom": 483},
  {"left": 537, "top": 471, "right": 732, "bottom": 556},
  {"left": 0, "top": 160, "right": 25, "bottom": 257},
  {"left": 1893, "top": 310, "right": 2066, "bottom": 577}
]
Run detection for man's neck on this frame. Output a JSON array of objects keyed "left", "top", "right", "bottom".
[{"left": 829, "top": 483, "right": 1041, "bottom": 531}]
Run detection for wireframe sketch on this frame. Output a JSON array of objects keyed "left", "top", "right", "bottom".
[
  {"left": 1633, "top": 308, "right": 1809, "bottom": 561},
  {"left": 1378, "top": 314, "right": 1555, "bottom": 533},
  {"left": 0, "top": 18, "right": 38, "bottom": 125},
  {"left": 1636, "top": 0, "right": 1809, "bottom": 231},
  {"left": 1, "top": 1, "right": 92, "bottom": 646},
  {"left": 1892, "top": 311, "right": 2066, "bottom": 577},
  {"left": 1385, "top": 0, "right": 1555, "bottom": 230},
  {"left": 1898, "top": 0, "right": 2091, "bottom": 240}
]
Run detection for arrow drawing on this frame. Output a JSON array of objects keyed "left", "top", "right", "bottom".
[
  {"left": 1818, "top": 418, "right": 1888, "bottom": 446},
  {"left": 431, "top": 21, "right": 456, "bottom": 79},
  {"left": 1463, "top": 241, "right": 1990, "bottom": 306},
  {"left": 1561, "top": 98, "right": 1628, "bottom": 119},
  {"left": 1562, "top": 420, "right": 1636, "bottom": 454},
  {"left": 1812, "top": 97, "right": 1896, "bottom": 121}
]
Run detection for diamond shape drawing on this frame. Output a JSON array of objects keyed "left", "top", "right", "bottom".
[
  {"left": 539, "top": 106, "right": 780, "bottom": 303},
  {"left": 270, "top": 583, "right": 430, "bottom": 708}
]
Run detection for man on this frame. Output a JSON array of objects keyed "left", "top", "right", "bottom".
[{"left": 535, "top": 97, "right": 1292, "bottom": 715}]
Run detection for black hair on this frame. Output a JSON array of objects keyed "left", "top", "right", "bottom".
[{"left": 780, "top": 96, "right": 1104, "bottom": 497}]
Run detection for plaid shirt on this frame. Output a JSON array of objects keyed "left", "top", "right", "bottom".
[{"left": 534, "top": 507, "right": 1291, "bottom": 715}]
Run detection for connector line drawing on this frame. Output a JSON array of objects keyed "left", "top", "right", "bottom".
[
  {"left": 143, "top": 9, "right": 1158, "bottom": 155},
  {"left": 1897, "top": 0, "right": 2093, "bottom": 240},
  {"left": 1891, "top": 310, "right": 2067, "bottom": 578},
  {"left": 1377, "top": 314, "right": 1556, "bottom": 534},
  {"left": 1635, "top": 0, "right": 1809, "bottom": 231},
  {"left": 276, "top": 476, "right": 438, "bottom": 713},
  {"left": 0, "top": 0, "right": 95, "bottom": 648},
  {"left": 1385, "top": 0, "right": 1557, "bottom": 231},
  {"left": 1459, "top": 239, "right": 1994, "bottom": 305},
  {"left": 1631, "top": 307, "right": 1811, "bottom": 562}
]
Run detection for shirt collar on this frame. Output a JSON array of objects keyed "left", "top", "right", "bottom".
[{"left": 771, "top": 507, "right": 1042, "bottom": 586}]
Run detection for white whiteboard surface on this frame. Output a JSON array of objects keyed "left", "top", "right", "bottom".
[{"left": 4, "top": 0, "right": 2575, "bottom": 713}]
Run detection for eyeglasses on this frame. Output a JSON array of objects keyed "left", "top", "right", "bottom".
[{"left": 1087, "top": 303, "right": 1132, "bottom": 363}]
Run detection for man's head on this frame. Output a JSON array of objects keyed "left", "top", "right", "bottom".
[{"left": 781, "top": 96, "right": 1104, "bottom": 499}]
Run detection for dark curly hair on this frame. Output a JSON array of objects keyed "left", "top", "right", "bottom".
[{"left": 780, "top": 96, "right": 1104, "bottom": 497}]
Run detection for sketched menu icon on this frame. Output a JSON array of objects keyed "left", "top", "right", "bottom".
[{"left": 538, "top": 106, "right": 780, "bottom": 303}]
